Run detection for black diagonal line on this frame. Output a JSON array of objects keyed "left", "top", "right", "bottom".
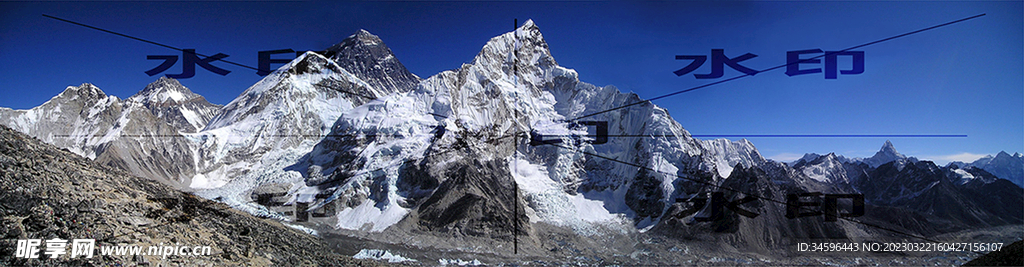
[
  {"left": 50, "top": 125, "right": 450, "bottom": 139},
  {"left": 544, "top": 142, "right": 969, "bottom": 249},
  {"left": 836, "top": 217, "right": 944, "bottom": 245},
  {"left": 544, "top": 141, "right": 790, "bottom": 205},
  {"left": 546, "top": 141, "right": 826, "bottom": 220},
  {"left": 41, "top": 14, "right": 404, "bottom": 103},
  {"left": 42, "top": 14, "right": 260, "bottom": 72},
  {"left": 569, "top": 13, "right": 986, "bottom": 121}
]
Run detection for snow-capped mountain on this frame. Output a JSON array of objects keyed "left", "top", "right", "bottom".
[
  {"left": 189, "top": 29, "right": 421, "bottom": 192},
  {"left": 951, "top": 151, "right": 1024, "bottom": 187},
  {"left": 792, "top": 153, "right": 850, "bottom": 184},
  {"left": 0, "top": 83, "right": 124, "bottom": 159},
  {"left": 860, "top": 140, "right": 918, "bottom": 168},
  {"left": 230, "top": 20, "right": 792, "bottom": 238},
  {"left": 0, "top": 78, "right": 221, "bottom": 187},
  {"left": 789, "top": 141, "right": 1023, "bottom": 229},
  {"left": 1, "top": 20, "right": 1019, "bottom": 254},
  {"left": 795, "top": 141, "right": 920, "bottom": 172},
  {"left": 185, "top": 21, "right": 1021, "bottom": 242},
  {"left": 96, "top": 78, "right": 221, "bottom": 187},
  {"left": 190, "top": 52, "right": 376, "bottom": 189},
  {"left": 948, "top": 164, "right": 999, "bottom": 185},
  {"left": 321, "top": 29, "right": 421, "bottom": 94},
  {"left": 698, "top": 138, "right": 766, "bottom": 178},
  {"left": 854, "top": 159, "right": 1022, "bottom": 228},
  {"left": 128, "top": 77, "right": 221, "bottom": 133}
]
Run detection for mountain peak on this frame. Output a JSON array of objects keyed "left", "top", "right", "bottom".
[
  {"left": 321, "top": 29, "right": 420, "bottom": 94},
  {"left": 513, "top": 19, "right": 544, "bottom": 41},
  {"left": 59, "top": 83, "right": 106, "bottom": 99},
  {"left": 795, "top": 153, "right": 821, "bottom": 164},
  {"left": 880, "top": 140, "right": 897, "bottom": 154},
  {"left": 131, "top": 77, "right": 199, "bottom": 104},
  {"left": 349, "top": 29, "right": 383, "bottom": 46},
  {"left": 48, "top": 83, "right": 113, "bottom": 106},
  {"left": 287, "top": 51, "right": 346, "bottom": 76},
  {"left": 519, "top": 19, "right": 537, "bottom": 31},
  {"left": 863, "top": 140, "right": 907, "bottom": 167},
  {"left": 328, "top": 29, "right": 384, "bottom": 53},
  {"left": 472, "top": 18, "right": 553, "bottom": 76}
]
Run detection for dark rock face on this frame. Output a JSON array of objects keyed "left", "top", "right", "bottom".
[
  {"left": 416, "top": 158, "right": 529, "bottom": 240},
  {"left": 624, "top": 168, "right": 665, "bottom": 222},
  {"left": 657, "top": 164, "right": 851, "bottom": 253},
  {"left": 854, "top": 160, "right": 1024, "bottom": 228},
  {"left": 0, "top": 124, "right": 378, "bottom": 266}
]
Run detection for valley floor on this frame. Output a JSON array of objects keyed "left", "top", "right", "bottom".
[{"left": 309, "top": 219, "right": 1023, "bottom": 266}]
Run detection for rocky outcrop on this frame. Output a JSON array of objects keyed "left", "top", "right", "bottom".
[{"left": 0, "top": 124, "right": 379, "bottom": 266}]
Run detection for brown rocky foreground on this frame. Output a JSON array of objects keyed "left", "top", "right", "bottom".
[{"left": 0, "top": 124, "right": 387, "bottom": 266}]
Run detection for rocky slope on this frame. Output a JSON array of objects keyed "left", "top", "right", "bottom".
[{"left": 0, "top": 124, "right": 381, "bottom": 266}]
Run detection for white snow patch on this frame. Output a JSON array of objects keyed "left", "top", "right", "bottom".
[
  {"left": 954, "top": 169, "right": 976, "bottom": 184},
  {"left": 189, "top": 173, "right": 228, "bottom": 189},
  {"left": 282, "top": 223, "right": 319, "bottom": 236},
  {"left": 568, "top": 194, "right": 617, "bottom": 222},
  {"left": 510, "top": 158, "right": 625, "bottom": 233},
  {"left": 167, "top": 90, "right": 185, "bottom": 102},
  {"left": 179, "top": 108, "right": 203, "bottom": 130},
  {"left": 352, "top": 249, "right": 416, "bottom": 263},
  {"left": 439, "top": 258, "right": 484, "bottom": 266},
  {"left": 511, "top": 157, "right": 558, "bottom": 194},
  {"left": 334, "top": 199, "right": 409, "bottom": 232}
]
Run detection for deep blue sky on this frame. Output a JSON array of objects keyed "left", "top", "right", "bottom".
[{"left": 0, "top": 1, "right": 1021, "bottom": 164}]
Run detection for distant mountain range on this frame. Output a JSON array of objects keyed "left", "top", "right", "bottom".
[
  {"left": 0, "top": 78, "right": 220, "bottom": 187},
  {"left": 950, "top": 151, "right": 1024, "bottom": 188},
  {"left": 0, "top": 20, "right": 1020, "bottom": 259}
]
